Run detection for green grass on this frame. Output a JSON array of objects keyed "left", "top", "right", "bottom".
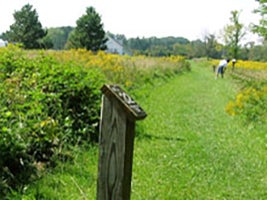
[
  {"left": 132, "top": 60, "right": 267, "bottom": 199},
  {"left": 11, "top": 60, "right": 267, "bottom": 199},
  {"left": 9, "top": 147, "right": 98, "bottom": 199}
]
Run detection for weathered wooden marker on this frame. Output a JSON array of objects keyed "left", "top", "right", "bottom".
[{"left": 97, "top": 84, "right": 147, "bottom": 200}]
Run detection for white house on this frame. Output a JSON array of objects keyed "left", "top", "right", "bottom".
[
  {"left": 0, "top": 39, "right": 7, "bottom": 47},
  {"left": 106, "top": 35, "right": 132, "bottom": 55},
  {"left": 105, "top": 35, "right": 125, "bottom": 55}
]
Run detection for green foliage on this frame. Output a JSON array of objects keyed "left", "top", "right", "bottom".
[
  {"left": 203, "top": 34, "right": 222, "bottom": 59},
  {"left": 241, "top": 87, "right": 267, "bottom": 123},
  {"left": 7, "top": 147, "right": 99, "bottom": 200},
  {"left": 1, "top": 4, "right": 48, "bottom": 49},
  {"left": 67, "top": 7, "right": 107, "bottom": 51},
  {"left": 126, "top": 36, "right": 191, "bottom": 56},
  {"left": 226, "top": 86, "right": 267, "bottom": 123},
  {"left": 0, "top": 45, "right": 105, "bottom": 195},
  {"left": 222, "top": 10, "right": 246, "bottom": 59},
  {"left": 246, "top": 42, "right": 267, "bottom": 61},
  {"left": 125, "top": 36, "right": 222, "bottom": 59},
  {"left": 227, "top": 67, "right": 267, "bottom": 124},
  {"left": 253, "top": 0, "right": 267, "bottom": 40},
  {"left": 46, "top": 26, "right": 74, "bottom": 50}
]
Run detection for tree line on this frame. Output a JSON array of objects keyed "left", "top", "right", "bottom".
[
  {"left": 123, "top": 34, "right": 267, "bottom": 61},
  {"left": 0, "top": 4, "right": 107, "bottom": 51},
  {"left": 0, "top": 2, "right": 266, "bottom": 61}
]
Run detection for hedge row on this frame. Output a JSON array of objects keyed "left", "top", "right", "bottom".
[{"left": 0, "top": 45, "right": 104, "bottom": 195}]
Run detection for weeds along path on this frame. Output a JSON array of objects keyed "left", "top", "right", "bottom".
[{"left": 132, "top": 60, "right": 267, "bottom": 199}]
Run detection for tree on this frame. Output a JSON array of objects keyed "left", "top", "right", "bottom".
[
  {"left": 253, "top": 0, "right": 267, "bottom": 40},
  {"left": 173, "top": 42, "right": 191, "bottom": 57},
  {"left": 67, "top": 7, "right": 107, "bottom": 51},
  {"left": 1, "top": 4, "right": 47, "bottom": 49},
  {"left": 45, "top": 26, "right": 73, "bottom": 49},
  {"left": 247, "top": 41, "right": 267, "bottom": 61},
  {"left": 125, "top": 36, "right": 190, "bottom": 56},
  {"left": 203, "top": 34, "right": 221, "bottom": 59},
  {"left": 222, "top": 10, "right": 246, "bottom": 59}
]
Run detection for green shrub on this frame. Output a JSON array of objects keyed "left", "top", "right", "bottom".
[
  {"left": 0, "top": 45, "right": 105, "bottom": 194},
  {"left": 226, "top": 85, "right": 267, "bottom": 124}
]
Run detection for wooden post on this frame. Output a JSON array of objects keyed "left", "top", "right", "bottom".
[{"left": 97, "top": 84, "right": 147, "bottom": 200}]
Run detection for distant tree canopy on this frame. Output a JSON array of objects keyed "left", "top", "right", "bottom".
[
  {"left": 1, "top": 4, "right": 49, "bottom": 49},
  {"left": 203, "top": 34, "right": 221, "bottom": 59},
  {"left": 66, "top": 7, "right": 107, "bottom": 51},
  {"left": 126, "top": 36, "right": 190, "bottom": 56},
  {"left": 45, "top": 26, "right": 74, "bottom": 50},
  {"left": 253, "top": 0, "right": 267, "bottom": 40}
]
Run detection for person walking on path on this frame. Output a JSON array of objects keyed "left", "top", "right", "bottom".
[{"left": 215, "top": 59, "right": 230, "bottom": 79}]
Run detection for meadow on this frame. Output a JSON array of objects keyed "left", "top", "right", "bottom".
[
  {"left": 0, "top": 44, "right": 189, "bottom": 198},
  {"left": 1, "top": 46, "right": 266, "bottom": 199}
]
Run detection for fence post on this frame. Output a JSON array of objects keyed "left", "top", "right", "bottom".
[{"left": 97, "top": 84, "right": 147, "bottom": 200}]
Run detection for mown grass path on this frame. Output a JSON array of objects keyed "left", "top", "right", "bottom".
[{"left": 131, "top": 60, "right": 267, "bottom": 199}]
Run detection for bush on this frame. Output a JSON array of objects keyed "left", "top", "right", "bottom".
[
  {"left": 225, "top": 86, "right": 267, "bottom": 124},
  {"left": 225, "top": 61, "right": 267, "bottom": 125},
  {"left": 0, "top": 45, "right": 105, "bottom": 194}
]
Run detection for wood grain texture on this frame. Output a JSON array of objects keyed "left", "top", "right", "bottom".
[{"left": 97, "top": 95, "right": 135, "bottom": 200}]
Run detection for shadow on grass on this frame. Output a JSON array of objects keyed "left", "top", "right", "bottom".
[
  {"left": 137, "top": 133, "right": 185, "bottom": 142},
  {"left": 136, "top": 124, "right": 185, "bottom": 142}
]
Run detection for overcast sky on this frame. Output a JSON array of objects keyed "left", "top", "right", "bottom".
[{"left": 0, "top": 0, "right": 262, "bottom": 42}]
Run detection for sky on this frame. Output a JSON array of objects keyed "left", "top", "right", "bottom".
[{"left": 0, "top": 0, "right": 262, "bottom": 43}]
